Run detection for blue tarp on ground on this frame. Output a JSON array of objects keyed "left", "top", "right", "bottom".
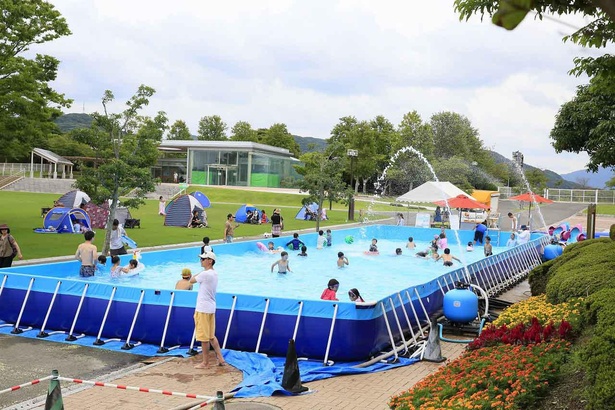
[{"left": 0, "top": 324, "right": 418, "bottom": 398}]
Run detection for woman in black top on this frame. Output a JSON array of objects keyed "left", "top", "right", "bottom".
[{"left": 271, "top": 209, "right": 283, "bottom": 237}]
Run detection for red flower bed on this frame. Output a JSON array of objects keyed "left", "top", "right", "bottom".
[{"left": 468, "top": 318, "right": 573, "bottom": 350}]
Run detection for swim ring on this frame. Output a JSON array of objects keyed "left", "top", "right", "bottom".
[
  {"left": 345, "top": 235, "right": 354, "bottom": 244},
  {"left": 256, "top": 242, "right": 268, "bottom": 252}
]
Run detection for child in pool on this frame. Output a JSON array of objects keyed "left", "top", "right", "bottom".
[
  {"left": 326, "top": 229, "right": 332, "bottom": 247},
  {"left": 320, "top": 279, "right": 339, "bottom": 301},
  {"left": 435, "top": 248, "right": 461, "bottom": 266},
  {"left": 506, "top": 233, "right": 517, "bottom": 247},
  {"left": 110, "top": 256, "right": 139, "bottom": 277},
  {"left": 466, "top": 241, "right": 474, "bottom": 252},
  {"left": 368, "top": 238, "right": 378, "bottom": 253},
  {"left": 484, "top": 236, "right": 493, "bottom": 257},
  {"left": 395, "top": 248, "right": 403, "bottom": 255},
  {"left": 337, "top": 252, "right": 349, "bottom": 267},
  {"left": 271, "top": 251, "right": 291, "bottom": 274},
  {"left": 316, "top": 230, "right": 326, "bottom": 249},
  {"left": 348, "top": 288, "right": 365, "bottom": 302},
  {"left": 297, "top": 245, "right": 308, "bottom": 257},
  {"left": 267, "top": 241, "right": 282, "bottom": 253},
  {"left": 406, "top": 237, "right": 416, "bottom": 250}
]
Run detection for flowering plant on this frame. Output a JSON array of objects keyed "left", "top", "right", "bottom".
[
  {"left": 389, "top": 341, "right": 570, "bottom": 410},
  {"left": 468, "top": 317, "right": 573, "bottom": 350},
  {"left": 492, "top": 295, "right": 582, "bottom": 330}
]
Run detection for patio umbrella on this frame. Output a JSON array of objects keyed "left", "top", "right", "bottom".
[
  {"left": 434, "top": 194, "right": 489, "bottom": 210},
  {"left": 508, "top": 192, "right": 553, "bottom": 228}
]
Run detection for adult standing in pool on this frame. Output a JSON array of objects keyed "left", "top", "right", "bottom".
[
  {"left": 0, "top": 224, "right": 23, "bottom": 268},
  {"left": 190, "top": 251, "right": 225, "bottom": 368},
  {"left": 271, "top": 208, "right": 283, "bottom": 238},
  {"left": 110, "top": 219, "right": 127, "bottom": 256}
]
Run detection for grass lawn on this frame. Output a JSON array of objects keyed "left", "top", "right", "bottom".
[
  {"left": 0, "top": 189, "right": 392, "bottom": 260},
  {"left": 597, "top": 204, "right": 615, "bottom": 215}
]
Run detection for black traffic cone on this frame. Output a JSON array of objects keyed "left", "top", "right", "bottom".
[
  {"left": 422, "top": 320, "right": 446, "bottom": 363},
  {"left": 281, "top": 339, "right": 308, "bottom": 394},
  {"left": 45, "top": 369, "right": 64, "bottom": 410}
]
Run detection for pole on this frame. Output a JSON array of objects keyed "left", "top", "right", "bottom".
[{"left": 348, "top": 157, "right": 355, "bottom": 221}]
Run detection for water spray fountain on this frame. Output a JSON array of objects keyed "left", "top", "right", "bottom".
[{"left": 511, "top": 151, "right": 548, "bottom": 231}]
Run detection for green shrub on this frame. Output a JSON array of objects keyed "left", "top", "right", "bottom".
[
  {"left": 528, "top": 258, "right": 556, "bottom": 295},
  {"left": 544, "top": 238, "right": 615, "bottom": 304},
  {"left": 610, "top": 223, "right": 615, "bottom": 240},
  {"left": 579, "top": 289, "right": 615, "bottom": 410}
]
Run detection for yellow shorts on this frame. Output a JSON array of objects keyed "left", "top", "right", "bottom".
[{"left": 193, "top": 312, "right": 216, "bottom": 342}]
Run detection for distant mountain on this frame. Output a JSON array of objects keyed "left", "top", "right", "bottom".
[
  {"left": 55, "top": 113, "right": 92, "bottom": 133},
  {"left": 489, "top": 151, "right": 583, "bottom": 189},
  {"left": 293, "top": 135, "right": 327, "bottom": 153},
  {"left": 561, "top": 167, "right": 614, "bottom": 189}
]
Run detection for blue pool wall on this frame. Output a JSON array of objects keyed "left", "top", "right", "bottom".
[{"left": 0, "top": 225, "right": 544, "bottom": 361}]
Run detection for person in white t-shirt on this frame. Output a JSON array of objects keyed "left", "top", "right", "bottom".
[
  {"left": 110, "top": 219, "right": 127, "bottom": 256},
  {"left": 190, "top": 252, "right": 225, "bottom": 368},
  {"left": 316, "top": 230, "right": 327, "bottom": 249},
  {"left": 517, "top": 225, "right": 530, "bottom": 245}
]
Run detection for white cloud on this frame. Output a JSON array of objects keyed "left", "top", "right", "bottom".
[{"left": 40, "top": 0, "right": 606, "bottom": 174}]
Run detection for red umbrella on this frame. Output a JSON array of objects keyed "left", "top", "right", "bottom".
[
  {"left": 434, "top": 194, "right": 489, "bottom": 210},
  {"left": 508, "top": 192, "right": 553, "bottom": 229}
]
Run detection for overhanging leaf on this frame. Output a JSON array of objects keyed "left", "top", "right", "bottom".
[{"left": 492, "top": 0, "right": 534, "bottom": 30}]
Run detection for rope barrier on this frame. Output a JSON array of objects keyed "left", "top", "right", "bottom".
[
  {"left": 55, "top": 376, "right": 218, "bottom": 401},
  {"left": 0, "top": 375, "right": 53, "bottom": 395}
]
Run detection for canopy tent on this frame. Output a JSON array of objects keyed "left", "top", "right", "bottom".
[
  {"left": 190, "top": 191, "right": 211, "bottom": 208},
  {"left": 396, "top": 181, "right": 469, "bottom": 203},
  {"left": 434, "top": 194, "right": 489, "bottom": 209},
  {"left": 165, "top": 194, "right": 204, "bottom": 227},
  {"left": 509, "top": 192, "right": 554, "bottom": 230},
  {"left": 41, "top": 208, "right": 91, "bottom": 233},
  {"left": 235, "top": 204, "right": 259, "bottom": 223},
  {"left": 57, "top": 190, "right": 91, "bottom": 208},
  {"left": 295, "top": 202, "right": 319, "bottom": 220}
]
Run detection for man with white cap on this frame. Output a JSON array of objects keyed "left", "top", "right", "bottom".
[{"left": 190, "top": 251, "right": 226, "bottom": 368}]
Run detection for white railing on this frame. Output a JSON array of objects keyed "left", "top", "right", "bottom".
[
  {"left": 0, "top": 163, "right": 40, "bottom": 176},
  {"left": 545, "top": 188, "right": 615, "bottom": 204}
]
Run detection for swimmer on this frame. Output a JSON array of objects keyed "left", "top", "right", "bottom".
[
  {"left": 110, "top": 256, "right": 140, "bottom": 277},
  {"left": 406, "top": 237, "right": 415, "bottom": 250},
  {"left": 395, "top": 248, "right": 402, "bottom": 255},
  {"left": 368, "top": 238, "right": 378, "bottom": 253},
  {"left": 337, "top": 252, "right": 349, "bottom": 268},
  {"left": 271, "top": 251, "right": 291, "bottom": 274},
  {"left": 466, "top": 241, "right": 474, "bottom": 252},
  {"left": 267, "top": 241, "right": 282, "bottom": 253},
  {"left": 484, "top": 236, "right": 493, "bottom": 257},
  {"left": 297, "top": 245, "right": 308, "bottom": 257},
  {"left": 348, "top": 288, "right": 365, "bottom": 302},
  {"left": 434, "top": 248, "right": 461, "bottom": 267},
  {"left": 175, "top": 268, "right": 193, "bottom": 290},
  {"left": 416, "top": 246, "right": 437, "bottom": 259}
]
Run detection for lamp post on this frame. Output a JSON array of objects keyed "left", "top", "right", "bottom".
[{"left": 347, "top": 149, "right": 358, "bottom": 221}]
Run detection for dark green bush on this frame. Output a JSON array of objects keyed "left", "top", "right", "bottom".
[
  {"left": 610, "top": 224, "right": 615, "bottom": 241},
  {"left": 528, "top": 258, "right": 556, "bottom": 295},
  {"left": 544, "top": 238, "right": 615, "bottom": 304},
  {"left": 579, "top": 289, "right": 615, "bottom": 410}
]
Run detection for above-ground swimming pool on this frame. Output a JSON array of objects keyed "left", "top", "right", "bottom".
[{"left": 0, "top": 225, "right": 547, "bottom": 361}]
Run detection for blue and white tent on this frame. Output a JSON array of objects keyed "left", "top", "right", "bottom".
[
  {"left": 235, "top": 204, "right": 258, "bottom": 223},
  {"left": 164, "top": 194, "right": 204, "bottom": 227},
  {"left": 42, "top": 208, "right": 91, "bottom": 233},
  {"left": 57, "top": 190, "right": 91, "bottom": 208},
  {"left": 295, "top": 203, "right": 319, "bottom": 220},
  {"left": 190, "top": 191, "right": 211, "bottom": 208}
]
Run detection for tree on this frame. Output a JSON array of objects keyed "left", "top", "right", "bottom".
[
  {"left": 230, "top": 121, "right": 258, "bottom": 142},
  {"left": 295, "top": 145, "right": 348, "bottom": 232},
  {"left": 524, "top": 168, "right": 549, "bottom": 192},
  {"left": 397, "top": 110, "right": 434, "bottom": 158},
  {"left": 261, "top": 123, "right": 301, "bottom": 157},
  {"left": 0, "top": 0, "right": 72, "bottom": 161},
  {"left": 454, "top": 1, "right": 615, "bottom": 171},
  {"left": 430, "top": 112, "right": 483, "bottom": 161},
  {"left": 197, "top": 115, "right": 227, "bottom": 141},
  {"left": 167, "top": 120, "right": 192, "bottom": 140},
  {"left": 606, "top": 175, "right": 615, "bottom": 189},
  {"left": 72, "top": 86, "right": 167, "bottom": 254},
  {"left": 433, "top": 156, "right": 473, "bottom": 192}
]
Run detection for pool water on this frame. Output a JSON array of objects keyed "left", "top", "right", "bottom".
[{"left": 66, "top": 237, "right": 507, "bottom": 301}]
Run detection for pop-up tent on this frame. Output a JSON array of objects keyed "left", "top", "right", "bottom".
[
  {"left": 190, "top": 191, "right": 211, "bottom": 208},
  {"left": 396, "top": 181, "right": 469, "bottom": 203},
  {"left": 165, "top": 194, "right": 204, "bottom": 227},
  {"left": 235, "top": 204, "right": 258, "bottom": 223},
  {"left": 42, "top": 207, "right": 91, "bottom": 233},
  {"left": 295, "top": 203, "right": 319, "bottom": 220},
  {"left": 57, "top": 190, "right": 91, "bottom": 208}
]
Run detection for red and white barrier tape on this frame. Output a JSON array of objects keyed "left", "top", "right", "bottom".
[
  {"left": 0, "top": 376, "right": 53, "bottom": 395},
  {"left": 56, "top": 377, "right": 217, "bottom": 402}
]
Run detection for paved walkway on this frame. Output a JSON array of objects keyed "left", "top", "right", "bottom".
[{"left": 22, "top": 283, "right": 530, "bottom": 410}]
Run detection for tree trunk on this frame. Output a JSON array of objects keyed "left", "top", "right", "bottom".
[
  {"left": 103, "top": 188, "right": 120, "bottom": 255},
  {"left": 361, "top": 177, "right": 368, "bottom": 194}
]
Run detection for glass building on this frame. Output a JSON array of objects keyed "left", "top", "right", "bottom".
[{"left": 156, "top": 141, "right": 302, "bottom": 187}]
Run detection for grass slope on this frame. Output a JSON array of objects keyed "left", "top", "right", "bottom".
[{"left": 0, "top": 189, "right": 398, "bottom": 260}]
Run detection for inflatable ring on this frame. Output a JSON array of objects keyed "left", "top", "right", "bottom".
[
  {"left": 256, "top": 242, "right": 268, "bottom": 252},
  {"left": 345, "top": 235, "right": 354, "bottom": 244},
  {"left": 123, "top": 262, "right": 145, "bottom": 277}
]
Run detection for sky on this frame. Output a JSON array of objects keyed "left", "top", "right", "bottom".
[{"left": 37, "top": 0, "right": 606, "bottom": 174}]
